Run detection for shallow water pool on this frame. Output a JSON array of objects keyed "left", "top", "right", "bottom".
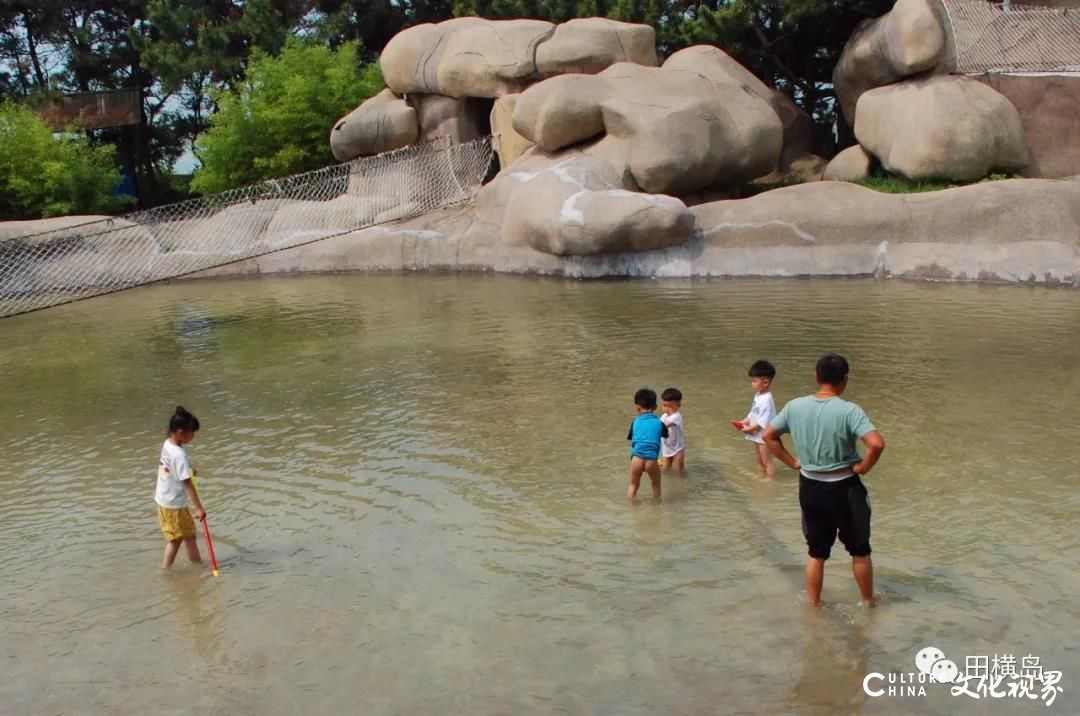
[{"left": 1, "top": 275, "right": 1077, "bottom": 715}]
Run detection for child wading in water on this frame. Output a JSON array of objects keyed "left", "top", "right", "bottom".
[
  {"left": 155, "top": 406, "right": 207, "bottom": 569},
  {"left": 735, "top": 360, "right": 778, "bottom": 478},
  {"left": 626, "top": 388, "right": 668, "bottom": 499},
  {"left": 659, "top": 387, "right": 685, "bottom": 472}
]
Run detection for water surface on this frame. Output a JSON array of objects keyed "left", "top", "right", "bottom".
[{"left": 1, "top": 275, "right": 1078, "bottom": 715}]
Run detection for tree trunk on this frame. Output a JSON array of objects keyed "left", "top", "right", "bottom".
[{"left": 22, "top": 12, "right": 47, "bottom": 88}]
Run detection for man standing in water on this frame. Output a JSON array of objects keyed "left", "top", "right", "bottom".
[{"left": 762, "top": 354, "right": 885, "bottom": 607}]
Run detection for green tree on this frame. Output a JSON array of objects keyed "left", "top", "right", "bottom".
[
  {"left": 309, "top": 1, "right": 455, "bottom": 61},
  {"left": 0, "top": 101, "right": 127, "bottom": 219},
  {"left": 190, "top": 40, "right": 382, "bottom": 195}
]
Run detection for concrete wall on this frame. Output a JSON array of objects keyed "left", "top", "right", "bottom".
[{"left": 975, "top": 73, "right": 1080, "bottom": 178}]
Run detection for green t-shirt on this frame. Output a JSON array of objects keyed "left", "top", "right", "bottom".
[{"left": 770, "top": 395, "right": 876, "bottom": 472}]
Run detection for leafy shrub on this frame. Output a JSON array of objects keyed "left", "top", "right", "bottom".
[
  {"left": 191, "top": 40, "right": 383, "bottom": 195},
  {"left": 0, "top": 102, "right": 128, "bottom": 219}
]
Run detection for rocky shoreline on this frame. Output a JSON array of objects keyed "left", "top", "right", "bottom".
[{"left": 192, "top": 177, "right": 1080, "bottom": 286}]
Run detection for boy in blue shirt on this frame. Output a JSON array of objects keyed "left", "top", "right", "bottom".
[
  {"left": 626, "top": 388, "right": 669, "bottom": 500},
  {"left": 763, "top": 353, "right": 886, "bottom": 607}
]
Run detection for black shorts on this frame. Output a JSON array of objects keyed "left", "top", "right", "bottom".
[{"left": 798, "top": 474, "right": 871, "bottom": 560}]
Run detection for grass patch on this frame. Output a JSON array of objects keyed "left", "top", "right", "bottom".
[{"left": 854, "top": 172, "right": 1017, "bottom": 194}]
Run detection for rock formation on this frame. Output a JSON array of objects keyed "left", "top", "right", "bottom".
[
  {"left": 512, "top": 61, "right": 783, "bottom": 195},
  {"left": 483, "top": 151, "right": 694, "bottom": 256},
  {"left": 190, "top": 176, "right": 1080, "bottom": 286},
  {"left": 489, "top": 95, "right": 534, "bottom": 167},
  {"left": 832, "top": 0, "right": 949, "bottom": 125},
  {"left": 855, "top": 77, "right": 1029, "bottom": 182},
  {"left": 279, "top": 13, "right": 1080, "bottom": 282},
  {"left": 379, "top": 17, "right": 656, "bottom": 99},
  {"left": 824, "top": 145, "right": 874, "bottom": 182},
  {"left": 330, "top": 89, "right": 418, "bottom": 162}
]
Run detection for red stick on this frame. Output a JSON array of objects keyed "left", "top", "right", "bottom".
[{"left": 201, "top": 517, "right": 220, "bottom": 577}]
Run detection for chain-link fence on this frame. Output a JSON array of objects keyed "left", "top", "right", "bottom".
[
  {"left": 0, "top": 135, "right": 495, "bottom": 319},
  {"left": 942, "top": 0, "right": 1080, "bottom": 74}
]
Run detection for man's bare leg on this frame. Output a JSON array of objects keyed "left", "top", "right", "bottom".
[
  {"left": 645, "top": 460, "right": 662, "bottom": 499},
  {"left": 805, "top": 557, "right": 825, "bottom": 606},
  {"left": 184, "top": 535, "right": 203, "bottom": 564},
  {"left": 628, "top": 457, "right": 645, "bottom": 500},
  {"left": 161, "top": 539, "right": 182, "bottom": 569},
  {"left": 852, "top": 555, "right": 876, "bottom": 606}
]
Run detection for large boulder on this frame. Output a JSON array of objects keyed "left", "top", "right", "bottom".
[
  {"left": 833, "top": 0, "right": 948, "bottom": 124},
  {"left": 512, "top": 62, "right": 783, "bottom": 195},
  {"left": 484, "top": 151, "right": 694, "bottom": 256},
  {"left": 381, "top": 18, "right": 552, "bottom": 98},
  {"left": 379, "top": 17, "right": 659, "bottom": 99},
  {"left": 593, "top": 63, "right": 783, "bottom": 194},
  {"left": 664, "top": 46, "right": 817, "bottom": 164},
  {"left": 512, "top": 74, "right": 608, "bottom": 152},
  {"left": 330, "top": 89, "right": 418, "bottom": 162},
  {"left": 436, "top": 19, "right": 554, "bottom": 97},
  {"left": 824, "top": 145, "right": 875, "bottom": 182},
  {"left": 975, "top": 74, "right": 1080, "bottom": 179},
  {"left": 854, "top": 76, "right": 1029, "bottom": 182},
  {"left": 490, "top": 95, "right": 534, "bottom": 168},
  {"left": 535, "top": 18, "right": 657, "bottom": 76}
]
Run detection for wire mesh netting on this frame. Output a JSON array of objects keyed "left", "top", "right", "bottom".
[
  {"left": 943, "top": 0, "right": 1080, "bottom": 74},
  {"left": 0, "top": 135, "right": 495, "bottom": 319}
]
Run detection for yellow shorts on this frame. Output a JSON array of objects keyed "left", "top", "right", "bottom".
[{"left": 157, "top": 505, "right": 196, "bottom": 541}]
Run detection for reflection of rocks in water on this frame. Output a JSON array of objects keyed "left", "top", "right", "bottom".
[{"left": 174, "top": 310, "right": 246, "bottom": 355}]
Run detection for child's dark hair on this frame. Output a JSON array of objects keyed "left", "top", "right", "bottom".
[
  {"left": 748, "top": 360, "right": 776, "bottom": 380},
  {"left": 816, "top": 353, "right": 849, "bottom": 385},
  {"left": 168, "top": 406, "right": 200, "bottom": 434},
  {"left": 661, "top": 387, "right": 682, "bottom": 403},
  {"left": 634, "top": 388, "right": 658, "bottom": 411}
]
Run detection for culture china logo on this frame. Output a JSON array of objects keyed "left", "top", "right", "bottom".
[{"left": 862, "top": 646, "right": 1064, "bottom": 707}]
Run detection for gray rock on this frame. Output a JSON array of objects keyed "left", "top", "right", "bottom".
[
  {"left": 855, "top": 76, "right": 1029, "bottom": 181},
  {"left": 824, "top": 145, "right": 875, "bottom": 182},
  {"left": 380, "top": 17, "right": 659, "bottom": 99},
  {"left": 490, "top": 94, "right": 535, "bottom": 168},
  {"left": 512, "top": 75, "right": 609, "bottom": 152},
  {"left": 664, "top": 46, "right": 817, "bottom": 166},
  {"left": 491, "top": 151, "right": 694, "bottom": 255},
  {"left": 330, "top": 89, "right": 418, "bottom": 162},
  {"left": 535, "top": 18, "right": 657, "bottom": 76},
  {"left": 833, "top": 0, "right": 948, "bottom": 124},
  {"left": 513, "top": 62, "right": 783, "bottom": 196}
]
